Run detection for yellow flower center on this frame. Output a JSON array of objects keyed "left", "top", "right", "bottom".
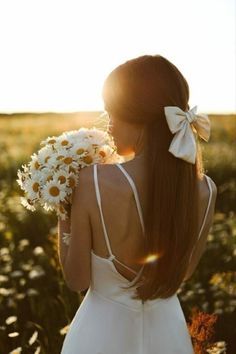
[
  {"left": 58, "top": 175, "right": 66, "bottom": 184},
  {"left": 48, "top": 139, "right": 56, "bottom": 144},
  {"left": 34, "top": 161, "right": 40, "bottom": 170},
  {"left": 49, "top": 186, "right": 60, "bottom": 197},
  {"left": 32, "top": 182, "right": 40, "bottom": 192},
  {"left": 76, "top": 148, "right": 85, "bottom": 155},
  {"left": 64, "top": 157, "right": 73, "bottom": 165},
  {"left": 61, "top": 140, "right": 69, "bottom": 146},
  {"left": 99, "top": 151, "right": 106, "bottom": 157},
  {"left": 83, "top": 155, "right": 93, "bottom": 164},
  {"left": 68, "top": 177, "right": 76, "bottom": 188},
  {"left": 47, "top": 175, "right": 53, "bottom": 182},
  {"left": 59, "top": 205, "right": 65, "bottom": 213},
  {"left": 69, "top": 166, "right": 76, "bottom": 173}
]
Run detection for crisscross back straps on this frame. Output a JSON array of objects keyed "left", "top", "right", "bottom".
[
  {"left": 115, "top": 163, "right": 145, "bottom": 236},
  {"left": 93, "top": 163, "right": 145, "bottom": 275}
]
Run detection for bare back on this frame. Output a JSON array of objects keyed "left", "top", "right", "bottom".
[{"left": 89, "top": 158, "right": 217, "bottom": 282}]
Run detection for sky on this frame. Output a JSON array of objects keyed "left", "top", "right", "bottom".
[{"left": 0, "top": 0, "right": 235, "bottom": 114}]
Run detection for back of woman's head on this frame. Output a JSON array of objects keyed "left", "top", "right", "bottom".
[
  {"left": 102, "top": 54, "right": 204, "bottom": 301},
  {"left": 102, "top": 54, "right": 189, "bottom": 123}
]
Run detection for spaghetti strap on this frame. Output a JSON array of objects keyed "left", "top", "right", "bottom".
[
  {"left": 115, "top": 163, "right": 145, "bottom": 236},
  {"left": 197, "top": 175, "right": 213, "bottom": 241},
  {"left": 93, "top": 164, "right": 114, "bottom": 259},
  {"left": 188, "top": 174, "right": 213, "bottom": 263},
  {"left": 93, "top": 164, "right": 139, "bottom": 275}
]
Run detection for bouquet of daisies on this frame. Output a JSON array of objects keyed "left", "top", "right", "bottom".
[{"left": 17, "top": 127, "right": 123, "bottom": 221}]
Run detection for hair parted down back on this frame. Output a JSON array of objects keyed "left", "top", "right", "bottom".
[{"left": 102, "top": 54, "right": 205, "bottom": 301}]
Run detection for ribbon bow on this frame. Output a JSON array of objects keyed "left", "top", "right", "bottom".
[{"left": 164, "top": 106, "right": 211, "bottom": 164}]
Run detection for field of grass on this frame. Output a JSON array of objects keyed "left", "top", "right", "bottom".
[{"left": 0, "top": 112, "right": 235, "bottom": 353}]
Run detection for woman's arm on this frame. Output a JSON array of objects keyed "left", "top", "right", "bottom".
[
  {"left": 58, "top": 214, "right": 71, "bottom": 270},
  {"left": 57, "top": 167, "right": 93, "bottom": 292}
]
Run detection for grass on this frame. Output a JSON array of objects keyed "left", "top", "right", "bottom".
[{"left": 0, "top": 112, "right": 235, "bottom": 353}]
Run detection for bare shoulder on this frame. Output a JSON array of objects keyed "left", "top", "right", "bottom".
[
  {"left": 77, "top": 164, "right": 94, "bottom": 186},
  {"left": 77, "top": 162, "right": 122, "bottom": 190},
  {"left": 96, "top": 163, "right": 124, "bottom": 187},
  {"left": 72, "top": 164, "right": 95, "bottom": 206},
  {"left": 73, "top": 163, "right": 121, "bottom": 210},
  {"left": 94, "top": 163, "right": 132, "bottom": 201}
]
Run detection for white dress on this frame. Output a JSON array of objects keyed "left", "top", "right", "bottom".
[{"left": 61, "top": 163, "right": 213, "bottom": 354}]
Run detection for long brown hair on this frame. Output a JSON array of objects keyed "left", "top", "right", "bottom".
[{"left": 102, "top": 55, "right": 204, "bottom": 301}]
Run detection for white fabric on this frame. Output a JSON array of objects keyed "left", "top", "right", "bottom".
[
  {"left": 164, "top": 105, "right": 211, "bottom": 164},
  {"left": 60, "top": 165, "right": 212, "bottom": 354}
]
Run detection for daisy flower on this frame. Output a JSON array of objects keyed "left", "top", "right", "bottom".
[
  {"left": 37, "top": 145, "right": 55, "bottom": 165},
  {"left": 41, "top": 179, "right": 67, "bottom": 205},
  {"left": 57, "top": 203, "right": 68, "bottom": 220},
  {"left": 53, "top": 170, "right": 69, "bottom": 186},
  {"left": 54, "top": 135, "right": 73, "bottom": 150},
  {"left": 66, "top": 172, "right": 79, "bottom": 189},
  {"left": 24, "top": 176, "right": 42, "bottom": 200},
  {"left": 70, "top": 141, "right": 90, "bottom": 157},
  {"left": 42, "top": 202, "right": 55, "bottom": 212},
  {"left": 20, "top": 196, "right": 36, "bottom": 211},
  {"left": 17, "top": 126, "right": 124, "bottom": 220},
  {"left": 41, "top": 151, "right": 64, "bottom": 170},
  {"left": 16, "top": 169, "right": 29, "bottom": 190},
  {"left": 40, "top": 135, "right": 58, "bottom": 147},
  {"left": 28, "top": 153, "right": 41, "bottom": 172}
]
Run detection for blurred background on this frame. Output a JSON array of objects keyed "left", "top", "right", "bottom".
[{"left": 0, "top": 0, "right": 235, "bottom": 353}]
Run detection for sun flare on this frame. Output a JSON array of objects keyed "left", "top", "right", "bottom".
[{"left": 144, "top": 253, "right": 160, "bottom": 264}]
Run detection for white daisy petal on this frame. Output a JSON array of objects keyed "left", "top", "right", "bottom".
[
  {"left": 41, "top": 180, "right": 67, "bottom": 204},
  {"left": 20, "top": 197, "right": 36, "bottom": 211}
]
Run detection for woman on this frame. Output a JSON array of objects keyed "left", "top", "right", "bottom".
[{"left": 59, "top": 54, "right": 217, "bottom": 353}]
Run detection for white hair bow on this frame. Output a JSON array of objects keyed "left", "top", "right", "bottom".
[{"left": 164, "top": 106, "right": 211, "bottom": 164}]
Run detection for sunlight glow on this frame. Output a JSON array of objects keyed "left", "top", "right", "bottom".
[
  {"left": 144, "top": 254, "right": 160, "bottom": 264},
  {"left": 0, "top": 0, "right": 235, "bottom": 113}
]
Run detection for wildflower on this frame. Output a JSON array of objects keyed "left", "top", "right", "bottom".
[
  {"left": 6, "top": 316, "right": 17, "bottom": 325},
  {"left": 9, "top": 347, "right": 22, "bottom": 354},
  {"left": 26, "top": 288, "right": 39, "bottom": 296},
  {"left": 20, "top": 197, "right": 36, "bottom": 211},
  {"left": 28, "top": 330, "right": 38, "bottom": 345},
  {"left": 33, "top": 246, "right": 45, "bottom": 256},
  {"left": 60, "top": 324, "right": 70, "bottom": 335},
  {"left": 41, "top": 180, "right": 67, "bottom": 204},
  {"left": 187, "top": 307, "right": 218, "bottom": 354},
  {"left": 8, "top": 332, "right": 20, "bottom": 337},
  {"left": 28, "top": 266, "right": 45, "bottom": 279},
  {"left": 17, "top": 127, "right": 123, "bottom": 220}
]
